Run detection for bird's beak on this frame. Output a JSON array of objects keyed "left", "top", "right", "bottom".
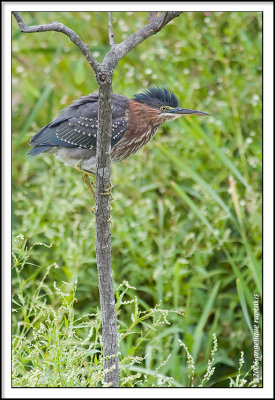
[{"left": 169, "top": 107, "right": 210, "bottom": 116}]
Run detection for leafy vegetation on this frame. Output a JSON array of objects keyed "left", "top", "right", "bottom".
[{"left": 12, "top": 11, "right": 262, "bottom": 387}]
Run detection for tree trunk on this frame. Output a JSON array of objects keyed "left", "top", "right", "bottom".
[{"left": 95, "top": 67, "right": 119, "bottom": 387}]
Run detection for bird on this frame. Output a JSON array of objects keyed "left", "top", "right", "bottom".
[{"left": 29, "top": 87, "right": 209, "bottom": 200}]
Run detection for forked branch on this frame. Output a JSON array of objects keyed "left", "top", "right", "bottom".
[{"left": 12, "top": 11, "right": 99, "bottom": 72}]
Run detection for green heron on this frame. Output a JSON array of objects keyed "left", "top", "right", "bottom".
[{"left": 29, "top": 87, "right": 209, "bottom": 198}]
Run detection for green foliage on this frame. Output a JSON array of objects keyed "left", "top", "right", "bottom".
[
  {"left": 12, "top": 241, "right": 260, "bottom": 387},
  {"left": 12, "top": 11, "right": 262, "bottom": 387}
]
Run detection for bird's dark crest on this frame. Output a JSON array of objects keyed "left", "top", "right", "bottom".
[{"left": 133, "top": 87, "right": 178, "bottom": 109}]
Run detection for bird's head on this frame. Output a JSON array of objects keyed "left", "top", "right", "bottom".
[{"left": 133, "top": 87, "right": 209, "bottom": 124}]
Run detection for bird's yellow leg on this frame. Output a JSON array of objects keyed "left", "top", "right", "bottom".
[
  {"left": 74, "top": 161, "right": 94, "bottom": 176},
  {"left": 74, "top": 162, "right": 96, "bottom": 203},
  {"left": 74, "top": 163, "right": 114, "bottom": 217},
  {"left": 82, "top": 173, "right": 95, "bottom": 202}
]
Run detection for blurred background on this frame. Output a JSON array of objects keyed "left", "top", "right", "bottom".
[{"left": 12, "top": 11, "right": 262, "bottom": 387}]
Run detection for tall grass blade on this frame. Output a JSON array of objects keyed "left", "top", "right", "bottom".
[
  {"left": 171, "top": 181, "right": 217, "bottom": 237},
  {"left": 181, "top": 119, "right": 250, "bottom": 190},
  {"left": 157, "top": 143, "right": 237, "bottom": 225},
  {"left": 15, "top": 85, "right": 53, "bottom": 146},
  {"left": 192, "top": 281, "right": 221, "bottom": 361},
  {"left": 236, "top": 278, "right": 253, "bottom": 334}
]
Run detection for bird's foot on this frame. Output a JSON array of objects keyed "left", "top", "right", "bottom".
[
  {"left": 90, "top": 206, "right": 112, "bottom": 222},
  {"left": 74, "top": 163, "right": 113, "bottom": 215},
  {"left": 100, "top": 184, "right": 114, "bottom": 223},
  {"left": 100, "top": 183, "right": 114, "bottom": 200}
]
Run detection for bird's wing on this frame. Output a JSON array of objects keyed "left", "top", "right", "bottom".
[
  {"left": 56, "top": 116, "right": 98, "bottom": 149},
  {"left": 30, "top": 94, "right": 127, "bottom": 150}
]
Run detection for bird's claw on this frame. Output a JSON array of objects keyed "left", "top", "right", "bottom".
[
  {"left": 75, "top": 161, "right": 114, "bottom": 214},
  {"left": 90, "top": 206, "right": 96, "bottom": 215},
  {"left": 90, "top": 207, "right": 112, "bottom": 223},
  {"left": 100, "top": 183, "right": 114, "bottom": 200}
]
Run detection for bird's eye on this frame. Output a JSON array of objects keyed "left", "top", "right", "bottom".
[{"left": 160, "top": 106, "right": 168, "bottom": 112}]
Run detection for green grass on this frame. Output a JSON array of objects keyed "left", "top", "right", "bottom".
[{"left": 12, "top": 11, "right": 262, "bottom": 387}]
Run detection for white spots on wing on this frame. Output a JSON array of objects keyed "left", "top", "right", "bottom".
[
  {"left": 113, "top": 129, "right": 124, "bottom": 140},
  {"left": 57, "top": 115, "right": 128, "bottom": 154}
]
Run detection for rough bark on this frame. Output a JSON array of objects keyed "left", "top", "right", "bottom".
[{"left": 95, "top": 68, "right": 119, "bottom": 386}]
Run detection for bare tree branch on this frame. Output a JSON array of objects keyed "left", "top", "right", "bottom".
[
  {"left": 108, "top": 12, "right": 114, "bottom": 47},
  {"left": 157, "top": 12, "right": 169, "bottom": 32},
  {"left": 104, "top": 11, "right": 183, "bottom": 68},
  {"left": 148, "top": 11, "right": 159, "bottom": 22},
  {"left": 12, "top": 11, "right": 99, "bottom": 72}
]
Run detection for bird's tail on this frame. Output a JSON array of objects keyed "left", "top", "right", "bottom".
[{"left": 28, "top": 145, "right": 51, "bottom": 156}]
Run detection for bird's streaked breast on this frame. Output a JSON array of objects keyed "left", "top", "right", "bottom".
[{"left": 111, "top": 125, "right": 158, "bottom": 162}]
